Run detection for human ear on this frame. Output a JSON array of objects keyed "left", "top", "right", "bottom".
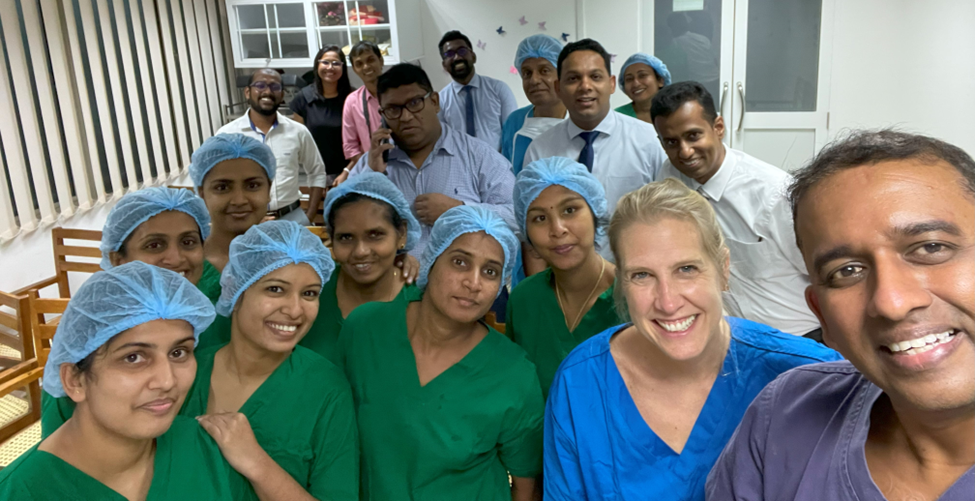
[{"left": 60, "top": 362, "right": 88, "bottom": 405}]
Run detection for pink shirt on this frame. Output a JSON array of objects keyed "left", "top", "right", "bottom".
[{"left": 342, "top": 86, "right": 382, "bottom": 159}]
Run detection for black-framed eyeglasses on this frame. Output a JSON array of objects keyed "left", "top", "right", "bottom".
[
  {"left": 381, "top": 92, "right": 432, "bottom": 120},
  {"left": 318, "top": 60, "right": 344, "bottom": 69},
  {"left": 249, "top": 81, "right": 283, "bottom": 93},
  {"left": 441, "top": 47, "right": 471, "bottom": 61}
]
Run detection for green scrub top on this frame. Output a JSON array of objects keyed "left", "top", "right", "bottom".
[
  {"left": 615, "top": 102, "right": 638, "bottom": 118},
  {"left": 0, "top": 416, "right": 248, "bottom": 500},
  {"left": 339, "top": 292, "right": 544, "bottom": 500},
  {"left": 181, "top": 343, "right": 359, "bottom": 501},
  {"left": 197, "top": 259, "right": 222, "bottom": 304},
  {"left": 300, "top": 264, "right": 419, "bottom": 365},
  {"left": 506, "top": 268, "right": 623, "bottom": 399}
]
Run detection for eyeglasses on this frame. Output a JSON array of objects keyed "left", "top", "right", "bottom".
[
  {"left": 318, "top": 60, "right": 344, "bottom": 69},
  {"left": 249, "top": 81, "right": 283, "bottom": 93},
  {"left": 441, "top": 47, "right": 471, "bottom": 61},
  {"left": 381, "top": 92, "right": 432, "bottom": 120}
]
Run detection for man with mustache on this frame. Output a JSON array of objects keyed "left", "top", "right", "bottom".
[
  {"left": 436, "top": 30, "right": 518, "bottom": 151},
  {"left": 706, "top": 129, "right": 974, "bottom": 501},
  {"left": 216, "top": 69, "right": 326, "bottom": 225},
  {"left": 525, "top": 38, "right": 667, "bottom": 260}
]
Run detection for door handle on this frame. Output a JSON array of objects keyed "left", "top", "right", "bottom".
[
  {"left": 719, "top": 82, "right": 729, "bottom": 118},
  {"left": 736, "top": 82, "right": 745, "bottom": 133}
]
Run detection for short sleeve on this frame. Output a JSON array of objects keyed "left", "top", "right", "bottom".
[
  {"left": 705, "top": 374, "right": 778, "bottom": 500},
  {"left": 497, "top": 366, "right": 544, "bottom": 478},
  {"left": 308, "top": 367, "right": 360, "bottom": 500},
  {"left": 290, "top": 91, "right": 308, "bottom": 118}
]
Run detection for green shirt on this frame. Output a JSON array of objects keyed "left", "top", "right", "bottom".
[
  {"left": 197, "top": 259, "right": 222, "bottom": 304},
  {"left": 615, "top": 102, "right": 638, "bottom": 118},
  {"left": 506, "top": 268, "right": 623, "bottom": 399},
  {"left": 0, "top": 416, "right": 248, "bottom": 500},
  {"left": 339, "top": 292, "right": 544, "bottom": 500},
  {"left": 300, "top": 264, "right": 419, "bottom": 365},
  {"left": 181, "top": 343, "right": 359, "bottom": 501}
]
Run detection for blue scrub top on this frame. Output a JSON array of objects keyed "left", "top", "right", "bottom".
[
  {"left": 543, "top": 317, "right": 841, "bottom": 501},
  {"left": 501, "top": 105, "right": 535, "bottom": 176}
]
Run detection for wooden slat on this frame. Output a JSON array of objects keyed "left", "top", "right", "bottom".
[
  {"left": 0, "top": 313, "right": 17, "bottom": 332},
  {"left": 0, "top": 367, "right": 43, "bottom": 396},
  {"left": 59, "top": 262, "right": 102, "bottom": 274},
  {"left": 11, "top": 277, "right": 58, "bottom": 297},
  {"left": 31, "top": 300, "right": 68, "bottom": 315},
  {"left": 55, "top": 245, "right": 102, "bottom": 259},
  {"left": 0, "top": 361, "right": 39, "bottom": 387},
  {"left": 53, "top": 228, "right": 103, "bottom": 241}
]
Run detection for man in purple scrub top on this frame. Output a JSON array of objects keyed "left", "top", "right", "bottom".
[{"left": 706, "top": 129, "right": 975, "bottom": 501}]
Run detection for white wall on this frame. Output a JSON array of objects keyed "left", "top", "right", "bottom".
[{"left": 827, "top": 0, "right": 975, "bottom": 154}]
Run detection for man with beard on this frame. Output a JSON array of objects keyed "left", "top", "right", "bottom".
[
  {"left": 436, "top": 31, "right": 518, "bottom": 151},
  {"left": 216, "top": 69, "right": 327, "bottom": 224},
  {"left": 706, "top": 129, "right": 974, "bottom": 501}
]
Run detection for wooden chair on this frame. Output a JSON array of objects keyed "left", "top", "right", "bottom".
[
  {"left": 0, "top": 291, "right": 43, "bottom": 445},
  {"left": 14, "top": 227, "right": 103, "bottom": 298},
  {"left": 26, "top": 290, "right": 68, "bottom": 377},
  {"left": 484, "top": 311, "right": 505, "bottom": 335}
]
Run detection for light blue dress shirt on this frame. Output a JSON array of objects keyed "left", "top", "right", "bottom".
[
  {"left": 349, "top": 122, "right": 517, "bottom": 257},
  {"left": 438, "top": 73, "right": 519, "bottom": 151}
]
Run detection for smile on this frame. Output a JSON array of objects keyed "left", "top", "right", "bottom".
[
  {"left": 886, "top": 329, "right": 957, "bottom": 355},
  {"left": 267, "top": 322, "right": 298, "bottom": 333},
  {"left": 655, "top": 314, "right": 697, "bottom": 333}
]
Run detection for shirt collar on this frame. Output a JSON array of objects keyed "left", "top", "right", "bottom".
[
  {"left": 693, "top": 147, "right": 736, "bottom": 202},
  {"left": 565, "top": 109, "right": 616, "bottom": 140},
  {"left": 245, "top": 109, "right": 280, "bottom": 131},
  {"left": 451, "top": 73, "right": 481, "bottom": 91}
]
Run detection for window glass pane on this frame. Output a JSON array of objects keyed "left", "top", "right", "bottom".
[
  {"left": 241, "top": 33, "right": 271, "bottom": 59},
  {"left": 745, "top": 0, "right": 821, "bottom": 112},
  {"left": 237, "top": 5, "right": 266, "bottom": 29},
  {"left": 275, "top": 3, "right": 306, "bottom": 28},
  {"left": 315, "top": 2, "right": 350, "bottom": 27},
  {"left": 280, "top": 32, "right": 309, "bottom": 58},
  {"left": 654, "top": 0, "right": 723, "bottom": 105}
]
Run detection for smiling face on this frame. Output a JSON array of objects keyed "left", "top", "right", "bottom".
[
  {"left": 441, "top": 39, "right": 476, "bottom": 82},
  {"left": 526, "top": 185, "right": 597, "bottom": 271},
  {"left": 331, "top": 198, "right": 407, "bottom": 286},
  {"left": 520, "top": 58, "right": 561, "bottom": 109},
  {"left": 653, "top": 101, "right": 726, "bottom": 184},
  {"left": 351, "top": 49, "right": 384, "bottom": 86},
  {"left": 623, "top": 63, "right": 663, "bottom": 105},
  {"left": 380, "top": 83, "right": 441, "bottom": 150},
  {"left": 426, "top": 232, "right": 504, "bottom": 323},
  {"left": 244, "top": 70, "right": 283, "bottom": 116},
  {"left": 232, "top": 263, "right": 322, "bottom": 354},
  {"left": 62, "top": 319, "right": 197, "bottom": 440},
  {"left": 199, "top": 158, "right": 270, "bottom": 236},
  {"left": 112, "top": 211, "right": 204, "bottom": 284},
  {"left": 556, "top": 50, "right": 616, "bottom": 130},
  {"left": 617, "top": 217, "right": 728, "bottom": 362},
  {"left": 798, "top": 159, "right": 975, "bottom": 413},
  {"left": 317, "top": 50, "right": 344, "bottom": 84}
]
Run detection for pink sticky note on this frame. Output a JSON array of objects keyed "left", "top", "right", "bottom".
[{"left": 510, "top": 65, "right": 519, "bottom": 74}]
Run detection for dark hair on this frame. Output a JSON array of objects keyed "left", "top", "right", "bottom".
[
  {"left": 312, "top": 46, "right": 353, "bottom": 100},
  {"left": 248, "top": 68, "right": 281, "bottom": 85},
  {"left": 789, "top": 129, "right": 975, "bottom": 248},
  {"left": 556, "top": 39, "right": 612, "bottom": 78},
  {"left": 326, "top": 193, "right": 406, "bottom": 239},
  {"left": 649, "top": 81, "right": 717, "bottom": 123},
  {"left": 377, "top": 63, "right": 433, "bottom": 98},
  {"left": 350, "top": 41, "right": 383, "bottom": 61},
  {"left": 438, "top": 30, "right": 473, "bottom": 55}
]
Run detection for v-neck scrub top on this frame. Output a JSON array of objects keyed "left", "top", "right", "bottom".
[
  {"left": 506, "top": 268, "right": 622, "bottom": 399},
  {"left": 181, "top": 343, "right": 359, "bottom": 501},
  {"left": 544, "top": 317, "right": 841, "bottom": 500},
  {"left": 299, "top": 264, "right": 419, "bottom": 365},
  {"left": 339, "top": 293, "right": 545, "bottom": 500},
  {"left": 0, "top": 416, "right": 247, "bottom": 500},
  {"left": 197, "top": 259, "right": 222, "bottom": 304}
]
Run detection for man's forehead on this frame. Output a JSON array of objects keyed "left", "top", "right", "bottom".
[
  {"left": 564, "top": 50, "right": 606, "bottom": 71},
  {"left": 381, "top": 85, "right": 426, "bottom": 104},
  {"left": 252, "top": 70, "right": 281, "bottom": 82},
  {"left": 443, "top": 39, "right": 470, "bottom": 51}
]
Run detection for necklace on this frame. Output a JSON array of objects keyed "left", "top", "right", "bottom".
[{"left": 555, "top": 257, "right": 607, "bottom": 332}]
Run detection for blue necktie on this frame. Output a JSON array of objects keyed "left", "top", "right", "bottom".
[
  {"left": 578, "top": 131, "right": 600, "bottom": 172},
  {"left": 463, "top": 85, "right": 476, "bottom": 137}
]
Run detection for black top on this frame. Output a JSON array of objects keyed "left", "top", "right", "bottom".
[{"left": 290, "top": 85, "right": 348, "bottom": 175}]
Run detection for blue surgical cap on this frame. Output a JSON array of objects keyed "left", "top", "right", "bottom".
[
  {"left": 322, "top": 172, "right": 421, "bottom": 253},
  {"left": 100, "top": 187, "right": 211, "bottom": 270},
  {"left": 189, "top": 134, "right": 277, "bottom": 188},
  {"left": 417, "top": 205, "right": 519, "bottom": 297},
  {"left": 619, "top": 53, "right": 672, "bottom": 91},
  {"left": 514, "top": 34, "right": 563, "bottom": 75},
  {"left": 42, "top": 261, "right": 216, "bottom": 398},
  {"left": 216, "top": 220, "right": 335, "bottom": 316},
  {"left": 515, "top": 157, "right": 609, "bottom": 244}
]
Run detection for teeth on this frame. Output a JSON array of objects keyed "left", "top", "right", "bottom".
[
  {"left": 887, "top": 331, "right": 955, "bottom": 353},
  {"left": 657, "top": 315, "right": 696, "bottom": 332},
  {"left": 268, "top": 323, "right": 297, "bottom": 332}
]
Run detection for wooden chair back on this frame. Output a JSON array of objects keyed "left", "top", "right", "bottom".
[
  {"left": 484, "top": 311, "right": 505, "bottom": 335},
  {"left": 27, "top": 290, "right": 69, "bottom": 371},
  {"left": 16, "top": 228, "right": 103, "bottom": 298},
  {"left": 0, "top": 290, "right": 42, "bottom": 444}
]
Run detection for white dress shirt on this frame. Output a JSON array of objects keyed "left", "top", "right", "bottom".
[
  {"left": 438, "top": 73, "right": 519, "bottom": 151},
  {"left": 216, "top": 111, "right": 327, "bottom": 211},
  {"left": 526, "top": 111, "right": 668, "bottom": 259},
  {"left": 658, "top": 148, "right": 820, "bottom": 336}
]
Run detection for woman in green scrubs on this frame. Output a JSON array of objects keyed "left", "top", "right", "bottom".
[
  {"left": 300, "top": 172, "right": 421, "bottom": 364},
  {"left": 0, "top": 262, "right": 246, "bottom": 500},
  {"left": 41, "top": 185, "right": 215, "bottom": 437},
  {"left": 507, "top": 157, "right": 623, "bottom": 399},
  {"left": 183, "top": 220, "right": 359, "bottom": 500},
  {"left": 614, "top": 53, "right": 672, "bottom": 123},
  {"left": 340, "top": 205, "right": 544, "bottom": 500}
]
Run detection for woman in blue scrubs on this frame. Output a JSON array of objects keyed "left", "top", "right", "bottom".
[{"left": 543, "top": 179, "right": 841, "bottom": 500}]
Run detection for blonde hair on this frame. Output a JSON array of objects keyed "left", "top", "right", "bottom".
[{"left": 609, "top": 178, "right": 729, "bottom": 320}]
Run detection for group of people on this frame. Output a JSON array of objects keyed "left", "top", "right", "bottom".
[{"left": 0, "top": 29, "right": 970, "bottom": 502}]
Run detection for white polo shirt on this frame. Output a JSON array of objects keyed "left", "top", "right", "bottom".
[
  {"left": 658, "top": 148, "right": 821, "bottom": 336},
  {"left": 216, "top": 110, "right": 327, "bottom": 211}
]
